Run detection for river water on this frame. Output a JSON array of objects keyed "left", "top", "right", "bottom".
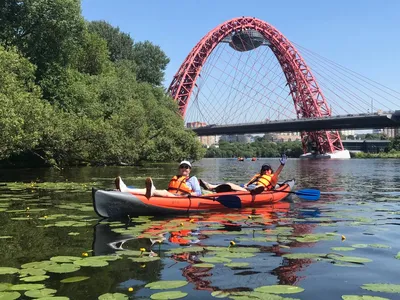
[{"left": 1, "top": 158, "right": 400, "bottom": 300}]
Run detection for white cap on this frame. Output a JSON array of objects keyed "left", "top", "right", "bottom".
[{"left": 179, "top": 160, "right": 192, "bottom": 168}]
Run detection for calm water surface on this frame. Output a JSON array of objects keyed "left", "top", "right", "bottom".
[{"left": 1, "top": 158, "right": 400, "bottom": 300}]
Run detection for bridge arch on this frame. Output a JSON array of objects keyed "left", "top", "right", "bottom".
[{"left": 168, "top": 16, "right": 344, "bottom": 154}]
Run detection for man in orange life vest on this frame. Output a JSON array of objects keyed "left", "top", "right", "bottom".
[
  {"left": 199, "top": 154, "right": 287, "bottom": 194},
  {"left": 115, "top": 161, "right": 202, "bottom": 198}
]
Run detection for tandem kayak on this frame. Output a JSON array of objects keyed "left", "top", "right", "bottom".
[{"left": 92, "top": 179, "right": 295, "bottom": 219}]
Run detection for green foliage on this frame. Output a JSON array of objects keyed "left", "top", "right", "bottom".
[
  {"left": 205, "top": 139, "right": 303, "bottom": 158},
  {"left": 353, "top": 151, "right": 400, "bottom": 159},
  {"left": 0, "top": 1, "right": 204, "bottom": 167},
  {"left": 132, "top": 41, "right": 170, "bottom": 86},
  {"left": 389, "top": 136, "right": 400, "bottom": 151},
  {"left": 88, "top": 21, "right": 134, "bottom": 62}
]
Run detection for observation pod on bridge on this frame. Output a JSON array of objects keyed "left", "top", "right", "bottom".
[{"left": 168, "top": 17, "right": 350, "bottom": 159}]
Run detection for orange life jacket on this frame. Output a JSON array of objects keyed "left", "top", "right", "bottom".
[
  {"left": 249, "top": 173, "right": 277, "bottom": 190},
  {"left": 168, "top": 176, "right": 193, "bottom": 195}
]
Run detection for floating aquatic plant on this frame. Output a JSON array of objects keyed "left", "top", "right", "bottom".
[{"left": 145, "top": 280, "right": 188, "bottom": 290}]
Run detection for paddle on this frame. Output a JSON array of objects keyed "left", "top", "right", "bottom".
[
  {"left": 278, "top": 189, "right": 321, "bottom": 201},
  {"left": 188, "top": 194, "right": 242, "bottom": 209}
]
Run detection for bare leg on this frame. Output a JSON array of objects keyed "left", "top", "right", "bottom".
[
  {"left": 223, "top": 183, "right": 248, "bottom": 192},
  {"left": 153, "top": 190, "right": 177, "bottom": 197}
]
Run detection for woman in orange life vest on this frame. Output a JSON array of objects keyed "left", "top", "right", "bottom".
[
  {"left": 199, "top": 154, "right": 287, "bottom": 194},
  {"left": 115, "top": 161, "right": 202, "bottom": 199}
]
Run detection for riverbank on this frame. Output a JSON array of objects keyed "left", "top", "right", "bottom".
[{"left": 352, "top": 150, "right": 400, "bottom": 158}]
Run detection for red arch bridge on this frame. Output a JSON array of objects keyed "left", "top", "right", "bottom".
[{"left": 167, "top": 17, "right": 400, "bottom": 157}]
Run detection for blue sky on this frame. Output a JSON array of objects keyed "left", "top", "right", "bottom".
[{"left": 82, "top": 0, "right": 400, "bottom": 92}]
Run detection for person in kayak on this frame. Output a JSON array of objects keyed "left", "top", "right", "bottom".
[
  {"left": 199, "top": 154, "right": 287, "bottom": 195},
  {"left": 115, "top": 160, "right": 202, "bottom": 198}
]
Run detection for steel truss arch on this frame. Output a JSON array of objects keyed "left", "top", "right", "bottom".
[{"left": 167, "top": 16, "right": 344, "bottom": 154}]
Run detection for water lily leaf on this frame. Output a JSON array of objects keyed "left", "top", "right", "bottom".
[
  {"left": 211, "top": 290, "right": 231, "bottom": 298},
  {"left": 20, "top": 275, "right": 49, "bottom": 282},
  {"left": 44, "top": 263, "right": 80, "bottom": 273},
  {"left": 129, "top": 257, "right": 160, "bottom": 263},
  {"left": 193, "top": 263, "right": 214, "bottom": 268},
  {"left": 351, "top": 244, "right": 369, "bottom": 248},
  {"left": 11, "top": 283, "right": 46, "bottom": 290},
  {"left": 60, "top": 276, "right": 90, "bottom": 283},
  {"left": 21, "top": 261, "right": 56, "bottom": 269},
  {"left": 215, "top": 252, "right": 255, "bottom": 258},
  {"left": 0, "top": 236, "right": 12, "bottom": 239},
  {"left": 50, "top": 256, "right": 82, "bottom": 263},
  {"left": 342, "top": 295, "right": 390, "bottom": 300},
  {"left": 98, "top": 293, "right": 128, "bottom": 300},
  {"left": 224, "top": 262, "right": 250, "bottom": 268},
  {"left": 115, "top": 250, "right": 142, "bottom": 256},
  {"left": 10, "top": 217, "right": 32, "bottom": 221},
  {"left": 254, "top": 285, "right": 304, "bottom": 294},
  {"left": 0, "top": 267, "right": 19, "bottom": 275},
  {"left": 0, "top": 291, "right": 20, "bottom": 300},
  {"left": 150, "top": 291, "right": 188, "bottom": 299},
  {"left": 25, "top": 288, "right": 57, "bottom": 298},
  {"left": 166, "top": 247, "right": 205, "bottom": 254},
  {"left": 0, "top": 284, "right": 12, "bottom": 292},
  {"left": 333, "top": 256, "right": 372, "bottom": 264},
  {"left": 34, "top": 297, "right": 69, "bottom": 300},
  {"left": 282, "top": 253, "right": 325, "bottom": 259},
  {"left": 92, "top": 255, "right": 121, "bottom": 262},
  {"left": 361, "top": 283, "right": 400, "bottom": 293},
  {"left": 200, "top": 257, "right": 232, "bottom": 263},
  {"left": 228, "top": 291, "right": 288, "bottom": 299},
  {"left": 227, "top": 247, "right": 260, "bottom": 253},
  {"left": 369, "top": 244, "right": 390, "bottom": 249},
  {"left": 331, "top": 247, "right": 355, "bottom": 251},
  {"left": 332, "top": 262, "right": 362, "bottom": 268},
  {"left": 145, "top": 280, "right": 188, "bottom": 290},
  {"left": 67, "top": 232, "right": 80, "bottom": 236},
  {"left": 73, "top": 259, "right": 109, "bottom": 268},
  {"left": 19, "top": 268, "right": 46, "bottom": 276}
]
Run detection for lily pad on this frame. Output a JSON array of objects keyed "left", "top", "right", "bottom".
[
  {"left": 50, "top": 256, "right": 82, "bottom": 263},
  {"left": 254, "top": 285, "right": 304, "bottom": 294},
  {"left": 351, "top": 244, "right": 369, "bottom": 248},
  {"left": 67, "top": 232, "right": 80, "bottom": 236},
  {"left": 332, "top": 256, "right": 372, "bottom": 264},
  {"left": 342, "top": 296, "right": 390, "bottom": 300},
  {"left": 19, "top": 268, "right": 46, "bottom": 276},
  {"left": 20, "top": 275, "right": 49, "bottom": 282},
  {"left": 73, "top": 259, "right": 108, "bottom": 268},
  {"left": 211, "top": 291, "right": 231, "bottom": 298},
  {"left": 0, "top": 284, "right": 12, "bottom": 292},
  {"left": 361, "top": 284, "right": 400, "bottom": 293},
  {"left": 331, "top": 247, "right": 355, "bottom": 251},
  {"left": 193, "top": 263, "right": 214, "bottom": 268},
  {"left": 369, "top": 244, "right": 390, "bottom": 249},
  {"left": 224, "top": 262, "right": 250, "bottom": 268},
  {"left": 21, "top": 261, "right": 56, "bottom": 269},
  {"left": 34, "top": 297, "right": 69, "bottom": 300},
  {"left": 98, "top": 293, "right": 128, "bottom": 300},
  {"left": 44, "top": 263, "right": 80, "bottom": 274},
  {"left": 228, "top": 291, "right": 289, "bottom": 299},
  {"left": 0, "top": 292, "right": 20, "bottom": 300},
  {"left": 0, "top": 236, "right": 13, "bottom": 239},
  {"left": 200, "top": 257, "right": 232, "bottom": 263},
  {"left": 282, "top": 253, "right": 325, "bottom": 259},
  {"left": 166, "top": 247, "right": 205, "bottom": 254},
  {"left": 11, "top": 283, "right": 46, "bottom": 290},
  {"left": 145, "top": 281, "right": 188, "bottom": 290},
  {"left": 60, "top": 276, "right": 90, "bottom": 283},
  {"left": 0, "top": 267, "right": 19, "bottom": 275},
  {"left": 215, "top": 252, "right": 255, "bottom": 258},
  {"left": 129, "top": 257, "right": 160, "bottom": 263},
  {"left": 25, "top": 288, "right": 57, "bottom": 298},
  {"left": 150, "top": 291, "right": 188, "bottom": 300}
]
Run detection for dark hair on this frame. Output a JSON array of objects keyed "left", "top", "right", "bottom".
[{"left": 260, "top": 164, "right": 274, "bottom": 174}]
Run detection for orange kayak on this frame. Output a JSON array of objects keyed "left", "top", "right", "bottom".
[{"left": 92, "top": 179, "right": 295, "bottom": 219}]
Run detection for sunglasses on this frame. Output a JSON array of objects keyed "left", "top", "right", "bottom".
[
  {"left": 180, "top": 165, "right": 191, "bottom": 169},
  {"left": 261, "top": 167, "right": 271, "bottom": 171}
]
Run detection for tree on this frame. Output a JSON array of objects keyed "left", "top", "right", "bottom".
[
  {"left": 132, "top": 41, "right": 170, "bottom": 86},
  {"left": 389, "top": 136, "right": 400, "bottom": 151},
  {"left": 0, "top": 0, "right": 86, "bottom": 78},
  {"left": 88, "top": 20, "right": 135, "bottom": 62},
  {"left": 0, "top": 45, "right": 52, "bottom": 160}
]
